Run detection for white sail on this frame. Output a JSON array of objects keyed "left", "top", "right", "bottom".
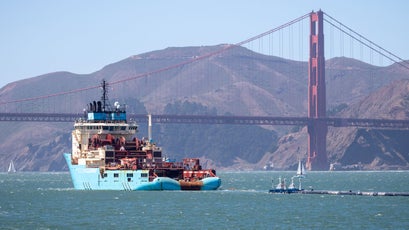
[
  {"left": 296, "top": 160, "right": 306, "bottom": 177},
  {"left": 8, "top": 160, "right": 16, "bottom": 173}
]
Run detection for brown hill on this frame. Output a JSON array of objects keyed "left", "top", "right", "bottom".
[{"left": 0, "top": 45, "right": 408, "bottom": 171}]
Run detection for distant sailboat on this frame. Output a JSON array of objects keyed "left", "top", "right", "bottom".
[
  {"left": 296, "top": 160, "right": 306, "bottom": 177},
  {"left": 8, "top": 160, "right": 16, "bottom": 173}
]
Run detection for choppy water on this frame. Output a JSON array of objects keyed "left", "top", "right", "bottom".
[{"left": 0, "top": 171, "right": 408, "bottom": 229}]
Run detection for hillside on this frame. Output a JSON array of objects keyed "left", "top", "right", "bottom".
[
  {"left": 1, "top": 45, "right": 408, "bottom": 171},
  {"left": 328, "top": 79, "right": 409, "bottom": 170}
]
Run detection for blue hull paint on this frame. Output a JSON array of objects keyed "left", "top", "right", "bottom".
[
  {"left": 64, "top": 153, "right": 220, "bottom": 191},
  {"left": 200, "top": 177, "right": 222, "bottom": 190}
]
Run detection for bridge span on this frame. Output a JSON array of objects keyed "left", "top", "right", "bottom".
[{"left": 1, "top": 113, "right": 409, "bottom": 130}]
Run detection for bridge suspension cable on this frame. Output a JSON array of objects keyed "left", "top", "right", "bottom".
[
  {"left": 234, "top": 12, "right": 310, "bottom": 47},
  {"left": 0, "top": 85, "right": 100, "bottom": 106},
  {"left": 323, "top": 12, "right": 409, "bottom": 70}
]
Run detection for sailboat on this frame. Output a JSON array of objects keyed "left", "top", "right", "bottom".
[
  {"left": 296, "top": 160, "right": 306, "bottom": 178},
  {"left": 7, "top": 160, "right": 16, "bottom": 173}
]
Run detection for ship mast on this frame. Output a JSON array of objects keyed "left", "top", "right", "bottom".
[{"left": 101, "top": 80, "right": 108, "bottom": 112}]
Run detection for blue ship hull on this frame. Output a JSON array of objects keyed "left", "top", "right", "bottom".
[{"left": 64, "top": 153, "right": 221, "bottom": 191}]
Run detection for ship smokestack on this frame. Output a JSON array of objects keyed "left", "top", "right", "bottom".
[{"left": 148, "top": 114, "right": 152, "bottom": 143}]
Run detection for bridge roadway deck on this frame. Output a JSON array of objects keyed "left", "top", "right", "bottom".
[{"left": 1, "top": 113, "right": 409, "bottom": 129}]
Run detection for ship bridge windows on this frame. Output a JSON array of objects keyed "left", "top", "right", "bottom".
[
  {"left": 102, "top": 126, "right": 115, "bottom": 131},
  {"left": 114, "top": 173, "right": 119, "bottom": 178},
  {"left": 85, "top": 125, "right": 102, "bottom": 130}
]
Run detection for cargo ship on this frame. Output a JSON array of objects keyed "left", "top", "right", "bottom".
[{"left": 64, "top": 80, "right": 221, "bottom": 190}]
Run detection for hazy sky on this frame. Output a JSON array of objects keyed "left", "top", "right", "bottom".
[{"left": 1, "top": 0, "right": 408, "bottom": 88}]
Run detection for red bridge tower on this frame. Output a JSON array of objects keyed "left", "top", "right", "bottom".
[{"left": 306, "top": 10, "right": 328, "bottom": 170}]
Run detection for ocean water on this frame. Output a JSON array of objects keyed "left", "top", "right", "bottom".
[{"left": 1, "top": 171, "right": 408, "bottom": 229}]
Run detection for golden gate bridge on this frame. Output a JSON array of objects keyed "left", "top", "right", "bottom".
[{"left": 1, "top": 10, "right": 408, "bottom": 170}]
